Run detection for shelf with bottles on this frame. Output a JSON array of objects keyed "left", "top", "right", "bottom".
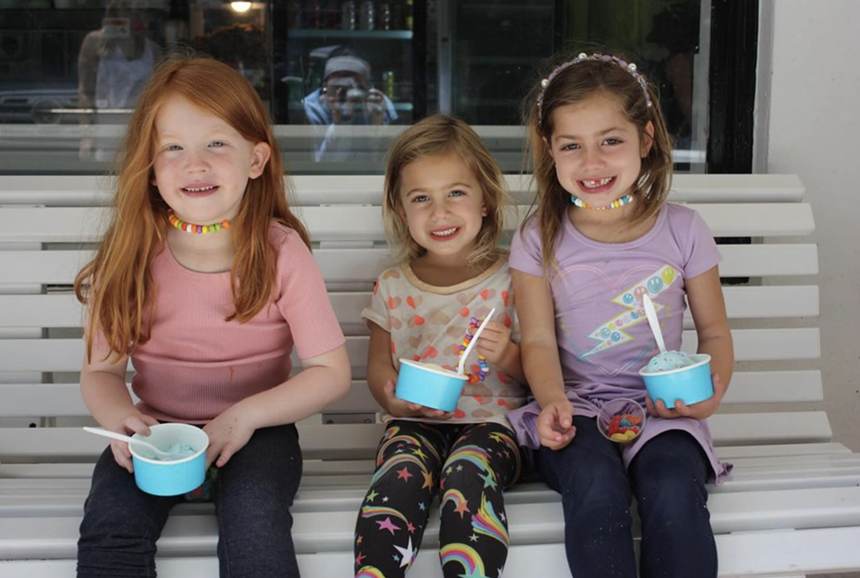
[
  {"left": 289, "top": 0, "right": 415, "bottom": 33},
  {"left": 288, "top": 101, "right": 413, "bottom": 112},
  {"left": 288, "top": 29, "right": 413, "bottom": 40}
]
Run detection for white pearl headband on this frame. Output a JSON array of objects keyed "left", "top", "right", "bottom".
[{"left": 536, "top": 52, "right": 653, "bottom": 125}]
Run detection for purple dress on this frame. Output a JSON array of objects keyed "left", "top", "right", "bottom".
[{"left": 507, "top": 204, "right": 731, "bottom": 483}]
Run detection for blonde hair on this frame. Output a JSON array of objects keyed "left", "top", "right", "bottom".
[
  {"left": 382, "top": 114, "right": 510, "bottom": 266},
  {"left": 74, "top": 54, "right": 310, "bottom": 362},
  {"left": 522, "top": 51, "right": 674, "bottom": 274}
]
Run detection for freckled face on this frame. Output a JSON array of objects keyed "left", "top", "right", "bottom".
[{"left": 151, "top": 95, "right": 270, "bottom": 225}]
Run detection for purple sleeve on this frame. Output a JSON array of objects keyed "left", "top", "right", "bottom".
[
  {"left": 508, "top": 220, "right": 545, "bottom": 277},
  {"left": 683, "top": 209, "right": 723, "bottom": 279}
]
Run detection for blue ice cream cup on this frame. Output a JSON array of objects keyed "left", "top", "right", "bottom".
[
  {"left": 129, "top": 423, "right": 209, "bottom": 496},
  {"left": 639, "top": 353, "right": 714, "bottom": 408},
  {"left": 395, "top": 359, "right": 469, "bottom": 412}
]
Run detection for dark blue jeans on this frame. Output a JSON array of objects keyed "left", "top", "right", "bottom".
[
  {"left": 77, "top": 423, "right": 303, "bottom": 578},
  {"left": 537, "top": 416, "right": 716, "bottom": 578}
]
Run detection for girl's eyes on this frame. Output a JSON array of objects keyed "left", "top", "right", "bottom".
[
  {"left": 410, "top": 190, "right": 467, "bottom": 203},
  {"left": 162, "top": 141, "right": 227, "bottom": 152},
  {"left": 560, "top": 138, "right": 622, "bottom": 151}
]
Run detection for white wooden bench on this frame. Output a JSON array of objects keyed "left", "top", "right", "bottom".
[{"left": 1, "top": 173, "right": 859, "bottom": 577}]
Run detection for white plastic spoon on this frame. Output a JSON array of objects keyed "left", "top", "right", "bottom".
[
  {"left": 457, "top": 308, "right": 496, "bottom": 376},
  {"left": 82, "top": 426, "right": 179, "bottom": 460},
  {"left": 641, "top": 294, "right": 667, "bottom": 354}
]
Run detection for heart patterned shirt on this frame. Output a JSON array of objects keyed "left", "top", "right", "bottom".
[{"left": 362, "top": 255, "right": 527, "bottom": 427}]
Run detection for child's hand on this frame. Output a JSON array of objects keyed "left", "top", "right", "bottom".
[
  {"left": 646, "top": 372, "right": 727, "bottom": 421},
  {"left": 470, "top": 321, "right": 512, "bottom": 365},
  {"left": 110, "top": 410, "right": 160, "bottom": 473},
  {"left": 203, "top": 406, "right": 256, "bottom": 469},
  {"left": 382, "top": 380, "right": 455, "bottom": 420},
  {"left": 537, "top": 399, "right": 576, "bottom": 450}
]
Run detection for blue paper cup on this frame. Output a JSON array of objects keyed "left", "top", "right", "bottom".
[
  {"left": 129, "top": 423, "right": 209, "bottom": 496},
  {"left": 639, "top": 353, "right": 714, "bottom": 408},
  {"left": 395, "top": 359, "right": 469, "bottom": 412}
]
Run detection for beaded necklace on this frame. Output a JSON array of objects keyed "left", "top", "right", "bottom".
[
  {"left": 571, "top": 193, "right": 632, "bottom": 211},
  {"left": 458, "top": 316, "right": 490, "bottom": 384},
  {"left": 167, "top": 210, "right": 231, "bottom": 234}
]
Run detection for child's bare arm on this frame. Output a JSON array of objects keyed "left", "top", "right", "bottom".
[
  {"left": 512, "top": 269, "right": 575, "bottom": 449},
  {"left": 81, "top": 350, "right": 158, "bottom": 472}
]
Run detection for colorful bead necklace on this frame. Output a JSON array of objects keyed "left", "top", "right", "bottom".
[
  {"left": 459, "top": 316, "right": 490, "bottom": 384},
  {"left": 571, "top": 193, "right": 633, "bottom": 211},
  {"left": 167, "top": 210, "right": 231, "bottom": 234}
]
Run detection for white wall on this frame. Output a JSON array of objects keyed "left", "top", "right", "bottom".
[{"left": 762, "top": 0, "right": 860, "bottom": 452}]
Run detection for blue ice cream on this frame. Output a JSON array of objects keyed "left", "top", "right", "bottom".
[{"left": 645, "top": 350, "right": 696, "bottom": 373}]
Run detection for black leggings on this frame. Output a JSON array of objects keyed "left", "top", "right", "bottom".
[{"left": 354, "top": 420, "right": 524, "bottom": 578}]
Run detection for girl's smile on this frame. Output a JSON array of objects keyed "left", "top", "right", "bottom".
[
  {"left": 181, "top": 182, "right": 220, "bottom": 198},
  {"left": 577, "top": 176, "right": 617, "bottom": 195},
  {"left": 398, "top": 152, "right": 487, "bottom": 263},
  {"left": 428, "top": 225, "right": 462, "bottom": 241},
  {"left": 549, "top": 95, "right": 653, "bottom": 206},
  {"left": 151, "top": 95, "right": 269, "bottom": 226}
]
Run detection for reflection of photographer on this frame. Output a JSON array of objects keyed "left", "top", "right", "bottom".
[{"left": 303, "top": 54, "right": 397, "bottom": 126}]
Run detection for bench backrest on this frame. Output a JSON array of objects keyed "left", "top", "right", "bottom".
[{"left": 0, "top": 174, "right": 825, "bottom": 449}]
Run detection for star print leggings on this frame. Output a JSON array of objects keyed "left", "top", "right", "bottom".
[{"left": 353, "top": 420, "right": 524, "bottom": 578}]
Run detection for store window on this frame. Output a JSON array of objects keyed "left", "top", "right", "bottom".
[{"left": 0, "top": 0, "right": 755, "bottom": 175}]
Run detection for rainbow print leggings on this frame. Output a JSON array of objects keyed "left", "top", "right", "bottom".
[{"left": 354, "top": 420, "right": 523, "bottom": 578}]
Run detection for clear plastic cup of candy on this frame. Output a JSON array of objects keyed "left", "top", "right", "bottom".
[{"left": 596, "top": 398, "right": 646, "bottom": 444}]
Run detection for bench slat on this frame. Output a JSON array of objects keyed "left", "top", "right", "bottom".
[
  {"left": 0, "top": 285, "right": 821, "bottom": 329},
  {"left": 0, "top": 245, "right": 821, "bottom": 287},
  {"left": 3, "top": 443, "right": 849, "bottom": 481},
  {"left": 0, "top": 415, "right": 833, "bottom": 465},
  {"left": 5, "top": 456, "right": 860, "bottom": 511},
  {"left": 0, "top": 370, "right": 824, "bottom": 419},
  {"left": 0, "top": 173, "right": 806, "bottom": 206},
  {"left": 0, "top": 327, "right": 822, "bottom": 374},
  {"left": 5, "top": 524, "right": 860, "bottom": 578},
  {"left": 0, "top": 203, "right": 817, "bottom": 243},
  {"left": 1, "top": 486, "right": 859, "bottom": 558}
]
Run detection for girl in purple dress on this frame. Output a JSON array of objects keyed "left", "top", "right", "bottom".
[{"left": 507, "top": 52, "right": 734, "bottom": 577}]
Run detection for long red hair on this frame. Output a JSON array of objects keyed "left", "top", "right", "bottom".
[{"left": 75, "top": 55, "right": 310, "bottom": 362}]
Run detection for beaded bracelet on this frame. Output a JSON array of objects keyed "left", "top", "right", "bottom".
[{"left": 459, "top": 316, "right": 490, "bottom": 383}]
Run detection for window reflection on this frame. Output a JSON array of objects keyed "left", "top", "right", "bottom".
[{"left": 0, "top": 0, "right": 711, "bottom": 175}]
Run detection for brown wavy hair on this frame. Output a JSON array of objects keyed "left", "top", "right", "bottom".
[
  {"left": 522, "top": 51, "right": 674, "bottom": 274},
  {"left": 382, "top": 114, "right": 511, "bottom": 266},
  {"left": 75, "top": 55, "right": 310, "bottom": 362}
]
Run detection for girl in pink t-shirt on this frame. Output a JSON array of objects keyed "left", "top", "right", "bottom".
[
  {"left": 509, "top": 52, "right": 734, "bottom": 577},
  {"left": 73, "top": 56, "right": 350, "bottom": 578}
]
